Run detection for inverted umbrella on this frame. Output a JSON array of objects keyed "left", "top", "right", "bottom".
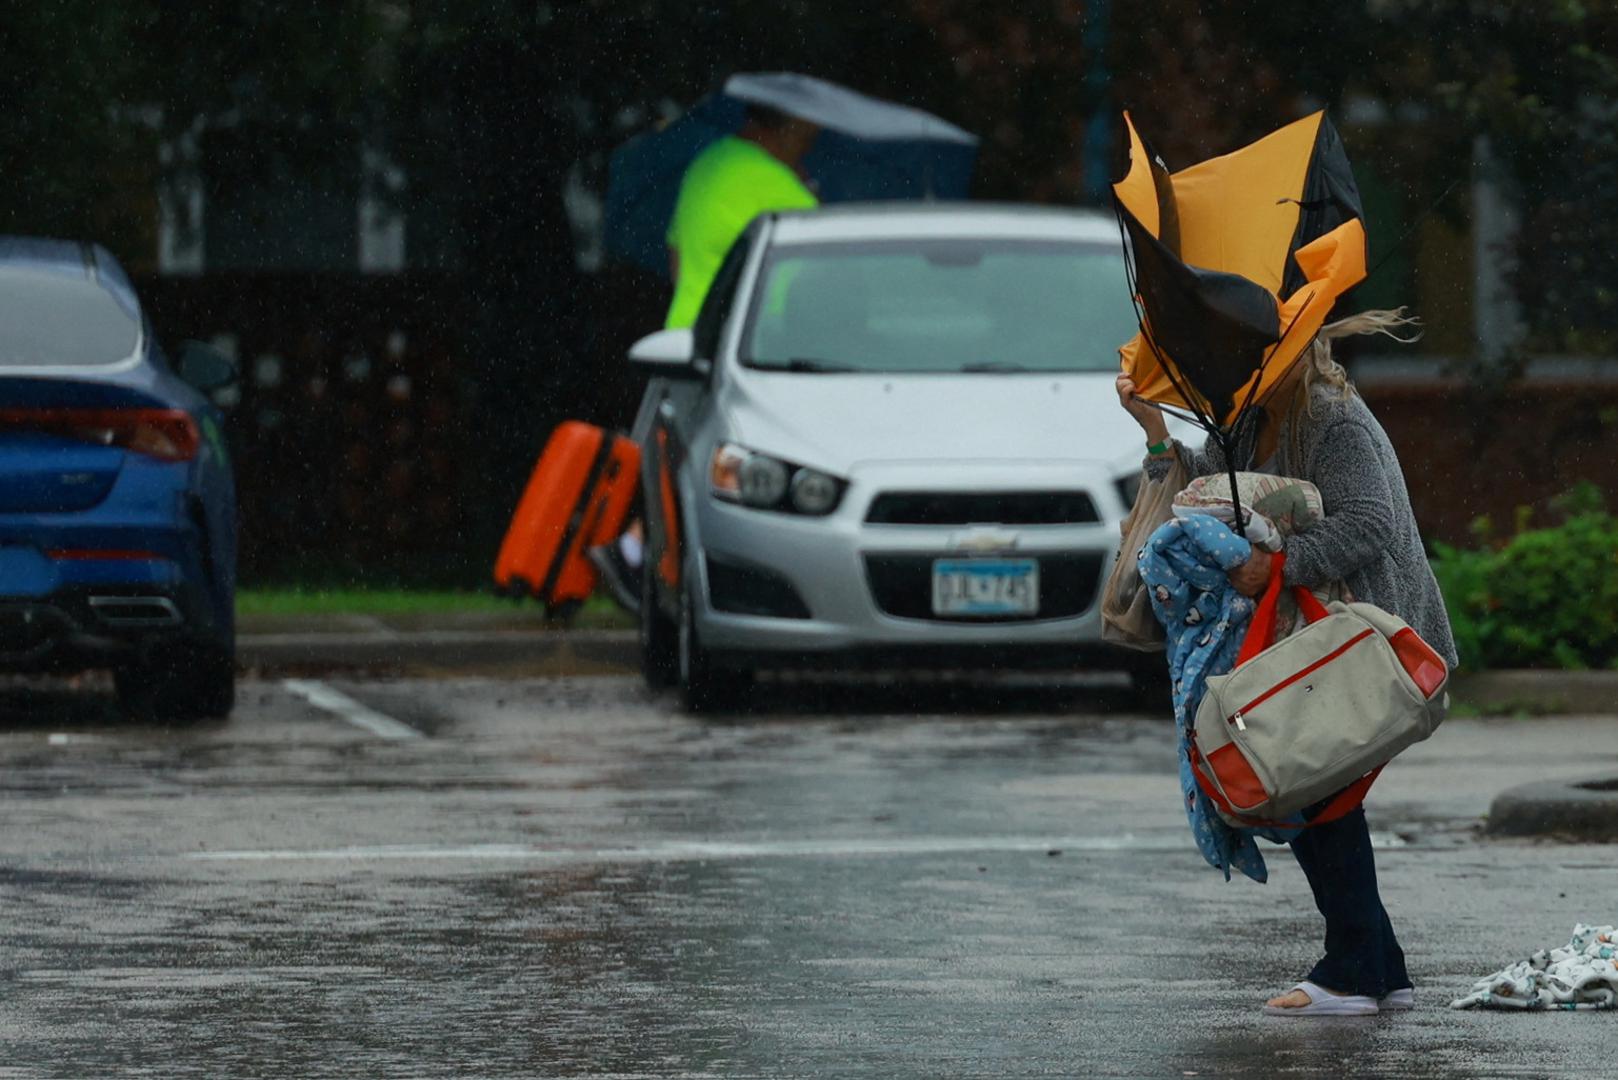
[
  {"left": 605, "top": 72, "right": 979, "bottom": 274},
  {"left": 1112, "top": 110, "right": 1367, "bottom": 530}
]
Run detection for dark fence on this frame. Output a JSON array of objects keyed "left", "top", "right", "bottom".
[
  {"left": 135, "top": 270, "right": 665, "bottom": 586},
  {"left": 133, "top": 271, "right": 1617, "bottom": 586},
  {"left": 1358, "top": 375, "right": 1618, "bottom": 543}
]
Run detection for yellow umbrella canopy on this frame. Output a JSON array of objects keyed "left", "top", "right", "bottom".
[{"left": 1114, "top": 110, "right": 1368, "bottom": 429}]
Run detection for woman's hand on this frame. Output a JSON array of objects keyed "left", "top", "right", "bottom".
[
  {"left": 1116, "top": 374, "right": 1170, "bottom": 446},
  {"left": 1229, "top": 548, "right": 1273, "bottom": 597}
]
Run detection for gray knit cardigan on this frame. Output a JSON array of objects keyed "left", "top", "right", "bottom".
[{"left": 1145, "top": 384, "right": 1460, "bottom": 668}]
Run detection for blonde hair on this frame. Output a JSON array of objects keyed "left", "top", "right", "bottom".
[
  {"left": 1294, "top": 307, "right": 1422, "bottom": 418},
  {"left": 1276, "top": 308, "right": 1420, "bottom": 469}
]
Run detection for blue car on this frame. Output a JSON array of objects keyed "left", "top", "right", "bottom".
[{"left": 0, "top": 238, "right": 238, "bottom": 719}]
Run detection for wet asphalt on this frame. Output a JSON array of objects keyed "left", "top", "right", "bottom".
[{"left": 0, "top": 674, "right": 1614, "bottom": 1078}]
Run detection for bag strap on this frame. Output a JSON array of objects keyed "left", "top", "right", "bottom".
[
  {"left": 1302, "top": 767, "right": 1383, "bottom": 826},
  {"left": 1292, "top": 583, "right": 1331, "bottom": 623},
  {"left": 1236, "top": 551, "right": 1288, "bottom": 666},
  {"left": 1234, "top": 550, "right": 1335, "bottom": 667}
]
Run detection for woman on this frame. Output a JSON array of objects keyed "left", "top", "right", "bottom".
[{"left": 1116, "top": 309, "right": 1459, "bottom": 1015}]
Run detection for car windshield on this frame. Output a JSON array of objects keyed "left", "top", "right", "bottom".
[
  {"left": 742, "top": 238, "right": 1139, "bottom": 374},
  {"left": 0, "top": 267, "right": 140, "bottom": 368}
]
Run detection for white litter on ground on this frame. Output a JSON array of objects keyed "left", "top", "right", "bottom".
[{"left": 1451, "top": 924, "right": 1618, "bottom": 1010}]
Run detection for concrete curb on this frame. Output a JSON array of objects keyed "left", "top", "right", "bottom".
[
  {"left": 236, "top": 624, "right": 1618, "bottom": 714},
  {"left": 1450, "top": 671, "right": 1618, "bottom": 716},
  {"left": 1486, "top": 776, "right": 1618, "bottom": 842},
  {"left": 239, "top": 629, "right": 639, "bottom": 677}
]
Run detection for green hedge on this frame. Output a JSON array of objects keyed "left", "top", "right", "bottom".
[{"left": 1431, "top": 484, "right": 1618, "bottom": 671}]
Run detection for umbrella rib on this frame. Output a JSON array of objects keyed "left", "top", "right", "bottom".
[
  {"left": 1112, "top": 195, "right": 1255, "bottom": 551},
  {"left": 1217, "top": 288, "right": 1320, "bottom": 539},
  {"left": 1136, "top": 399, "right": 1204, "bottom": 426},
  {"left": 1112, "top": 200, "right": 1217, "bottom": 435},
  {"left": 1114, "top": 201, "right": 1252, "bottom": 538},
  {"left": 1113, "top": 206, "right": 1214, "bottom": 420},
  {"left": 1238, "top": 289, "right": 1318, "bottom": 422},
  {"left": 1137, "top": 317, "right": 1214, "bottom": 432}
]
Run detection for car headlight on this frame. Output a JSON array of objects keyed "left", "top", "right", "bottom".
[
  {"left": 739, "top": 453, "right": 789, "bottom": 506},
  {"left": 710, "top": 443, "right": 845, "bottom": 515},
  {"left": 790, "top": 468, "right": 840, "bottom": 514}
]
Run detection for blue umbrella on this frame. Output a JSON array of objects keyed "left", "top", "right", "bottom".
[{"left": 604, "top": 73, "right": 980, "bottom": 275}]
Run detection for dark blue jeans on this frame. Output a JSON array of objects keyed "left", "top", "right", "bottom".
[{"left": 1288, "top": 804, "right": 1411, "bottom": 998}]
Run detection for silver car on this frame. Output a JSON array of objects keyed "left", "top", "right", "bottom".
[{"left": 628, "top": 203, "right": 1190, "bottom": 710}]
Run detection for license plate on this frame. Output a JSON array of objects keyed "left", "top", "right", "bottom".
[{"left": 931, "top": 558, "right": 1039, "bottom": 617}]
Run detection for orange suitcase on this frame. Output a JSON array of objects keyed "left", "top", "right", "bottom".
[{"left": 493, "top": 421, "right": 640, "bottom": 613}]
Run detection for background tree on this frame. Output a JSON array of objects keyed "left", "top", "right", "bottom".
[{"left": 0, "top": 1, "right": 154, "bottom": 259}]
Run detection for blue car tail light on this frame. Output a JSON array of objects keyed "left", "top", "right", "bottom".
[{"left": 0, "top": 408, "right": 199, "bottom": 462}]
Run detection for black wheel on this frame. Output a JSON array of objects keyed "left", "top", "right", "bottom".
[
  {"left": 641, "top": 558, "right": 678, "bottom": 689},
  {"left": 1127, "top": 660, "right": 1174, "bottom": 713},
  {"left": 116, "top": 639, "right": 236, "bottom": 723},
  {"left": 678, "top": 574, "right": 751, "bottom": 714},
  {"left": 544, "top": 598, "right": 583, "bottom": 626}
]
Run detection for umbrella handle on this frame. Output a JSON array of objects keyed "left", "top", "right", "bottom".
[{"left": 1225, "top": 454, "right": 1248, "bottom": 537}]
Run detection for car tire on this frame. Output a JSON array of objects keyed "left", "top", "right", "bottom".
[
  {"left": 678, "top": 573, "right": 750, "bottom": 714},
  {"left": 641, "top": 558, "right": 679, "bottom": 690},
  {"left": 1128, "top": 661, "right": 1174, "bottom": 714},
  {"left": 116, "top": 639, "right": 236, "bottom": 723}
]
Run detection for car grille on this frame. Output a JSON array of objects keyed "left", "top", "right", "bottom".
[
  {"left": 705, "top": 554, "right": 812, "bottom": 620},
  {"left": 863, "top": 552, "right": 1105, "bottom": 623},
  {"left": 865, "top": 491, "right": 1099, "bottom": 526}
]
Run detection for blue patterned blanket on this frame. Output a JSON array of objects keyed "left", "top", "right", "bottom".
[{"left": 1137, "top": 514, "right": 1291, "bottom": 883}]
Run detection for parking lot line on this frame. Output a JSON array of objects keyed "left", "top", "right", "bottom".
[
  {"left": 281, "top": 679, "right": 422, "bottom": 741},
  {"left": 186, "top": 832, "right": 1409, "bottom": 864}
]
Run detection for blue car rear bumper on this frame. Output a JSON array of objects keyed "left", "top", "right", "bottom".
[{"left": 0, "top": 465, "right": 229, "bottom": 672}]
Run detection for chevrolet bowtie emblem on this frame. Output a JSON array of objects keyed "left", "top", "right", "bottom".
[{"left": 949, "top": 528, "right": 1019, "bottom": 553}]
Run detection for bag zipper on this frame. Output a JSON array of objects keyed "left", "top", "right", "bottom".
[{"left": 1227, "top": 627, "right": 1377, "bottom": 726}]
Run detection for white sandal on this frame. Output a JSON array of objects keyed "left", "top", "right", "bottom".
[
  {"left": 1380, "top": 987, "right": 1414, "bottom": 1011},
  {"left": 1262, "top": 980, "right": 1380, "bottom": 1016}
]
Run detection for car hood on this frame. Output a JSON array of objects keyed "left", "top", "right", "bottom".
[{"left": 720, "top": 370, "right": 1176, "bottom": 475}]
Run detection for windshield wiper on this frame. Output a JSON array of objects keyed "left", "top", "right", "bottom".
[
  {"left": 959, "top": 361, "right": 1030, "bottom": 373},
  {"left": 751, "top": 357, "right": 859, "bottom": 373}
]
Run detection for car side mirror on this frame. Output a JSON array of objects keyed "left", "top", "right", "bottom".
[
  {"left": 176, "top": 341, "right": 239, "bottom": 392},
  {"left": 628, "top": 328, "right": 708, "bottom": 379}
]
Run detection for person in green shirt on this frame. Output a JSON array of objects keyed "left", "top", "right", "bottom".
[
  {"left": 664, "top": 106, "right": 821, "bottom": 329},
  {"left": 590, "top": 108, "right": 821, "bottom": 615}
]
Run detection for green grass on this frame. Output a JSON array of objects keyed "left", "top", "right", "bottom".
[{"left": 237, "top": 588, "right": 623, "bottom": 619}]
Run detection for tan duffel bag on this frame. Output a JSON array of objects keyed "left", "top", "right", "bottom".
[
  {"left": 1100, "top": 454, "right": 1188, "bottom": 652},
  {"left": 1190, "top": 552, "right": 1451, "bottom": 827}
]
